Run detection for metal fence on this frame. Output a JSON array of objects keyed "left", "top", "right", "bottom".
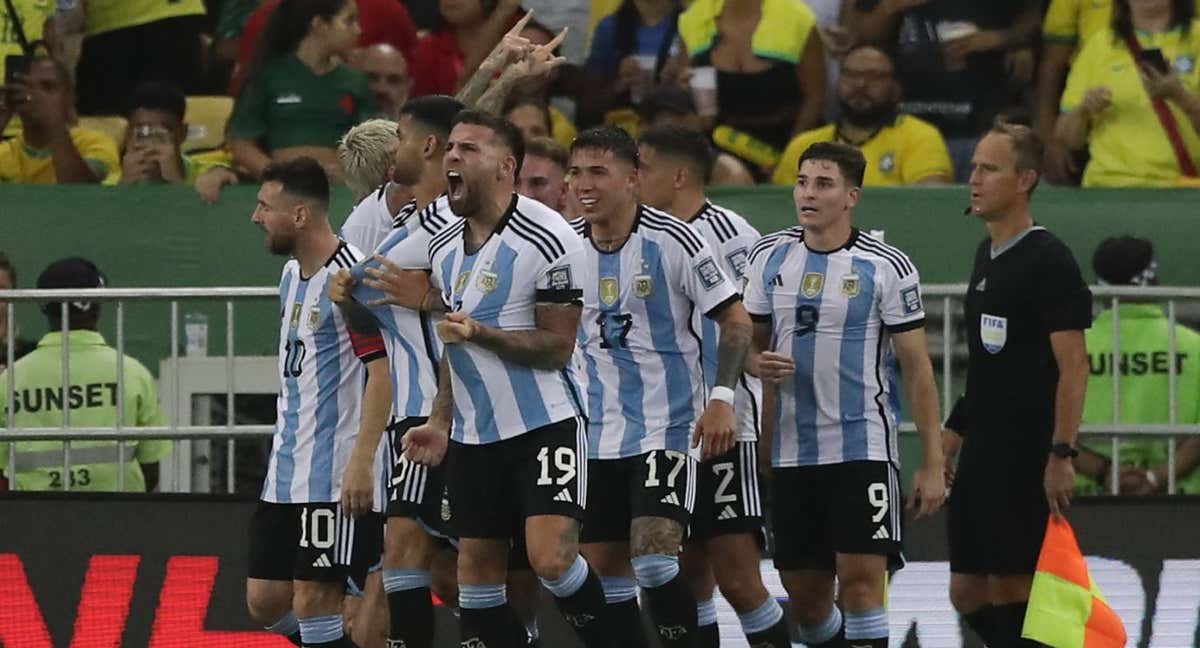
[{"left": 2, "top": 285, "right": 1199, "bottom": 495}]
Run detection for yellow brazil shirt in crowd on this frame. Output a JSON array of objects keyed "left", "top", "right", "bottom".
[
  {"left": 106, "top": 148, "right": 234, "bottom": 185},
  {"left": 771, "top": 114, "right": 953, "bottom": 186},
  {"left": 84, "top": 0, "right": 206, "bottom": 36},
  {"left": 1044, "top": 0, "right": 1200, "bottom": 47},
  {"left": 1079, "top": 303, "right": 1200, "bottom": 495},
  {"left": 1061, "top": 21, "right": 1200, "bottom": 187},
  {"left": 0, "top": 330, "right": 171, "bottom": 492},
  {"left": 0, "top": 126, "right": 119, "bottom": 183}
]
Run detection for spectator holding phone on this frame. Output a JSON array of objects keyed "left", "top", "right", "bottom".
[
  {"left": 1056, "top": 0, "right": 1200, "bottom": 187},
  {"left": 0, "top": 53, "right": 117, "bottom": 184},
  {"left": 118, "top": 81, "right": 232, "bottom": 185}
]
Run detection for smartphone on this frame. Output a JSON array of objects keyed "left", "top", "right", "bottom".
[
  {"left": 4, "top": 54, "right": 30, "bottom": 86},
  {"left": 1138, "top": 48, "right": 1170, "bottom": 75}
]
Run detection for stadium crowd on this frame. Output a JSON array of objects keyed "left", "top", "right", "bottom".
[
  {"left": 1, "top": 1, "right": 1200, "bottom": 648},
  {"left": 0, "top": 0, "right": 1199, "bottom": 188}
]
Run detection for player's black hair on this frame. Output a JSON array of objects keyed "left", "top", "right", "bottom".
[
  {"left": 524, "top": 136, "right": 568, "bottom": 172},
  {"left": 399, "top": 95, "right": 465, "bottom": 142},
  {"left": 262, "top": 157, "right": 331, "bottom": 212},
  {"left": 571, "top": 126, "right": 639, "bottom": 168},
  {"left": 37, "top": 257, "right": 105, "bottom": 330},
  {"left": 798, "top": 141, "right": 867, "bottom": 188},
  {"left": 1113, "top": 0, "right": 1192, "bottom": 43},
  {"left": 452, "top": 110, "right": 526, "bottom": 177},
  {"left": 639, "top": 125, "right": 714, "bottom": 185},
  {"left": 128, "top": 81, "right": 186, "bottom": 121},
  {"left": 1094, "top": 236, "right": 1157, "bottom": 286}
]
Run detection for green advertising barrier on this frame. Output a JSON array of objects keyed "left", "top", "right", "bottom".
[{"left": 4, "top": 185, "right": 1199, "bottom": 486}]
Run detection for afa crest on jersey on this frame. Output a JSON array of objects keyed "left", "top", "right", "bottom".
[
  {"left": 802, "top": 272, "right": 824, "bottom": 298},
  {"left": 633, "top": 274, "right": 653, "bottom": 299},
  {"left": 308, "top": 306, "right": 322, "bottom": 329},
  {"left": 840, "top": 274, "right": 861, "bottom": 298},
  {"left": 477, "top": 270, "right": 498, "bottom": 293}
]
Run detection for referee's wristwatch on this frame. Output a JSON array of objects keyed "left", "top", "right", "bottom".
[{"left": 1050, "top": 443, "right": 1080, "bottom": 459}]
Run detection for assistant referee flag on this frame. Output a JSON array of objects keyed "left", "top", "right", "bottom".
[{"left": 1022, "top": 517, "right": 1127, "bottom": 648}]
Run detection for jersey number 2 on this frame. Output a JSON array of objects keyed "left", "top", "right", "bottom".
[{"left": 283, "top": 339, "right": 307, "bottom": 378}]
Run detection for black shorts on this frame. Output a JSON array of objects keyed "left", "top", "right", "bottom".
[
  {"left": 581, "top": 449, "right": 698, "bottom": 543},
  {"left": 385, "top": 417, "right": 453, "bottom": 539},
  {"left": 771, "top": 461, "right": 904, "bottom": 571},
  {"left": 690, "top": 441, "right": 764, "bottom": 541},
  {"left": 445, "top": 417, "right": 587, "bottom": 539},
  {"left": 248, "top": 502, "right": 385, "bottom": 593},
  {"left": 948, "top": 445, "right": 1049, "bottom": 575}
]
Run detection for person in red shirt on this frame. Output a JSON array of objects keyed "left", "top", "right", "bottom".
[
  {"left": 231, "top": 0, "right": 418, "bottom": 95},
  {"left": 408, "top": 0, "right": 525, "bottom": 97}
]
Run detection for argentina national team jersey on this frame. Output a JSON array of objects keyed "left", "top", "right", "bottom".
[
  {"left": 743, "top": 227, "right": 925, "bottom": 468},
  {"left": 263, "top": 241, "right": 388, "bottom": 504},
  {"left": 429, "top": 194, "right": 587, "bottom": 445},
  {"left": 689, "top": 201, "right": 764, "bottom": 443},
  {"left": 573, "top": 206, "right": 740, "bottom": 460},
  {"left": 350, "top": 196, "right": 452, "bottom": 418},
  {"left": 340, "top": 183, "right": 401, "bottom": 254}
]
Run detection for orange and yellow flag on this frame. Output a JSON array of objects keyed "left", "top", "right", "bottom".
[{"left": 1022, "top": 516, "right": 1127, "bottom": 648}]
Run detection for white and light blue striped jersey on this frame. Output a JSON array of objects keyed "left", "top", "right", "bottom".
[
  {"left": 688, "top": 201, "right": 764, "bottom": 444},
  {"left": 429, "top": 194, "right": 586, "bottom": 445},
  {"left": 743, "top": 227, "right": 925, "bottom": 468},
  {"left": 350, "top": 196, "right": 452, "bottom": 419},
  {"left": 263, "top": 241, "right": 389, "bottom": 504},
  {"left": 572, "top": 205, "right": 740, "bottom": 460},
  {"left": 340, "top": 183, "right": 400, "bottom": 254}
]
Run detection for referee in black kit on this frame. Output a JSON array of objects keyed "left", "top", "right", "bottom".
[{"left": 942, "top": 122, "right": 1093, "bottom": 647}]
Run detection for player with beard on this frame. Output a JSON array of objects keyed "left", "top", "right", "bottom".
[
  {"left": 773, "top": 46, "right": 953, "bottom": 187},
  {"left": 329, "top": 95, "right": 464, "bottom": 648},
  {"left": 402, "top": 111, "right": 612, "bottom": 648},
  {"left": 246, "top": 157, "right": 392, "bottom": 648}
]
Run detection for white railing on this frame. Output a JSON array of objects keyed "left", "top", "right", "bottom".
[{"left": 2, "top": 285, "right": 1199, "bottom": 494}]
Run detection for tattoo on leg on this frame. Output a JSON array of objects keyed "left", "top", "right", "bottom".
[{"left": 631, "top": 517, "right": 684, "bottom": 557}]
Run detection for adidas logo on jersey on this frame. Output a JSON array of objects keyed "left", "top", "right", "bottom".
[
  {"left": 553, "top": 488, "right": 573, "bottom": 503},
  {"left": 975, "top": 278, "right": 987, "bottom": 292},
  {"left": 311, "top": 553, "right": 333, "bottom": 568},
  {"left": 660, "top": 492, "right": 681, "bottom": 506},
  {"left": 717, "top": 505, "right": 738, "bottom": 521},
  {"left": 873, "top": 525, "right": 890, "bottom": 540}
]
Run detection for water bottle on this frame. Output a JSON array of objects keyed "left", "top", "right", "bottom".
[{"left": 184, "top": 312, "right": 208, "bottom": 357}]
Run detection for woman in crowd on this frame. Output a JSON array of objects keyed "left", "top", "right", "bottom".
[
  {"left": 228, "top": 0, "right": 375, "bottom": 180},
  {"left": 678, "top": 0, "right": 826, "bottom": 177},
  {"left": 1057, "top": 0, "right": 1200, "bottom": 187}
]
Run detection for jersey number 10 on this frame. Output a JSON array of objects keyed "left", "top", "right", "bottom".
[{"left": 283, "top": 340, "right": 307, "bottom": 378}]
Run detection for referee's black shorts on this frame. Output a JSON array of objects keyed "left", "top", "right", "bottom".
[{"left": 948, "top": 440, "right": 1050, "bottom": 575}]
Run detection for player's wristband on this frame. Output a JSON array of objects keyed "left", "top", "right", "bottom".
[{"left": 709, "top": 386, "right": 735, "bottom": 405}]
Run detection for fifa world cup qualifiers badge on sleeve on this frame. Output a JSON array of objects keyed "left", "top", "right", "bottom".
[
  {"left": 548, "top": 265, "right": 573, "bottom": 290},
  {"left": 901, "top": 285, "right": 922, "bottom": 314},
  {"left": 695, "top": 258, "right": 725, "bottom": 291}
]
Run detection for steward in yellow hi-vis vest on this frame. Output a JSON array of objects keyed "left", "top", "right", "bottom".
[{"left": 0, "top": 258, "right": 170, "bottom": 491}]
